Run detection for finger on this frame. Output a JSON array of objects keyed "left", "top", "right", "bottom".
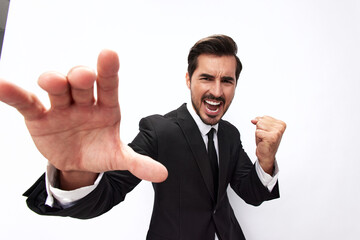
[
  {"left": 252, "top": 116, "right": 274, "bottom": 131},
  {"left": 256, "top": 116, "right": 286, "bottom": 133},
  {"left": 96, "top": 49, "right": 120, "bottom": 108},
  {"left": 0, "top": 79, "right": 45, "bottom": 120},
  {"left": 38, "top": 72, "right": 72, "bottom": 109},
  {"left": 255, "top": 119, "right": 270, "bottom": 131},
  {"left": 67, "top": 66, "right": 97, "bottom": 106},
  {"left": 254, "top": 128, "right": 265, "bottom": 146},
  {"left": 255, "top": 129, "right": 267, "bottom": 141}
]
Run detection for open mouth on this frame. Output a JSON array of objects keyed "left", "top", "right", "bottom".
[{"left": 204, "top": 99, "right": 222, "bottom": 115}]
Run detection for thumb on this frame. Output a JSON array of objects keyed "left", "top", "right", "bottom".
[
  {"left": 251, "top": 117, "right": 260, "bottom": 125},
  {"left": 123, "top": 145, "right": 168, "bottom": 183}
]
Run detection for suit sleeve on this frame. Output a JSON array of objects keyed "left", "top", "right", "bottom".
[
  {"left": 23, "top": 116, "right": 160, "bottom": 219},
  {"left": 230, "top": 138, "right": 280, "bottom": 206},
  {"left": 23, "top": 170, "right": 141, "bottom": 219},
  {"left": 128, "top": 116, "right": 159, "bottom": 160}
]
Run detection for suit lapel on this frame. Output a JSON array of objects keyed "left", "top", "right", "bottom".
[{"left": 176, "top": 104, "right": 216, "bottom": 202}]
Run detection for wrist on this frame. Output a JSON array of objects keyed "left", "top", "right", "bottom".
[
  {"left": 258, "top": 158, "right": 275, "bottom": 175},
  {"left": 59, "top": 170, "right": 98, "bottom": 190}
]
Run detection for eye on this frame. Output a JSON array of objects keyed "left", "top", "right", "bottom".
[
  {"left": 222, "top": 79, "right": 234, "bottom": 84},
  {"left": 200, "top": 76, "right": 214, "bottom": 81}
]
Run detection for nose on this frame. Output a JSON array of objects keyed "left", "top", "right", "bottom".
[{"left": 210, "top": 79, "right": 223, "bottom": 97}]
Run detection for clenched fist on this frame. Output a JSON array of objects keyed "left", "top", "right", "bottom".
[{"left": 251, "top": 116, "right": 286, "bottom": 175}]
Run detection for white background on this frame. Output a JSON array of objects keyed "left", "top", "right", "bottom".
[{"left": 0, "top": 0, "right": 359, "bottom": 239}]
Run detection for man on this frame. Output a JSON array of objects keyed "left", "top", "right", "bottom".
[{"left": 0, "top": 35, "right": 286, "bottom": 239}]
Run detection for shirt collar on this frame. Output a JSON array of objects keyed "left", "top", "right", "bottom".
[{"left": 186, "top": 100, "right": 219, "bottom": 137}]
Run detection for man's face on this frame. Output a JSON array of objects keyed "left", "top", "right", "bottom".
[{"left": 186, "top": 54, "right": 237, "bottom": 125}]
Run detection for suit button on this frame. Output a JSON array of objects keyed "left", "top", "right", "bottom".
[{"left": 213, "top": 209, "right": 216, "bottom": 214}]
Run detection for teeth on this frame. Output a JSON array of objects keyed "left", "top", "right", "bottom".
[
  {"left": 207, "top": 107, "right": 219, "bottom": 113},
  {"left": 205, "top": 100, "right": 221, "bottom": 106}
]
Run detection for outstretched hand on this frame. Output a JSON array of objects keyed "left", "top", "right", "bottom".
[
  {"left": 0, "top": 50, "right": 168, "bottom": 188},
  {"left": 251, "top": 116, "right": 286, "bottom": 175}
]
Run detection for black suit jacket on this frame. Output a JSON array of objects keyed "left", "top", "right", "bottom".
[{"left": 24, "top": 104, "right": 279, "bottom": 240}]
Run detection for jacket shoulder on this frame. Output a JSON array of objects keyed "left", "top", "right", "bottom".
[
  {"left": 219, "top": 119, "right": 240, "bottom": 139},
  {"left": 140, "top": 104, "right": 184, "bottom": 126}
]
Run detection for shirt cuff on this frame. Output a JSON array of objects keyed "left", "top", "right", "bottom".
[
  {"left": 45, "top": 162, "right": 103, "bottom": 208},
  {"left": 255, "top": 160, "right": 279, "bottom": 192}
]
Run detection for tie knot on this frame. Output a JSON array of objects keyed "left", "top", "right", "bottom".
[{"left": 207, "top": 128, "right": 215, "bottom": 139}]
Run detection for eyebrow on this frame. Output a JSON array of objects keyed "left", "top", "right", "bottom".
[{"left": 199, "top": 73, "right": 214, "bottom": 79}]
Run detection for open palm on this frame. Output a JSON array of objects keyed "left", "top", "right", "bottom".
[{"left": 0, "top": 50, "right": 167, "bottom": 187}]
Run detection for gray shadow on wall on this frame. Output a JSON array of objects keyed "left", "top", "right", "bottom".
[{"left": 0, "top": 0, "right": 10, "bottom": 60}]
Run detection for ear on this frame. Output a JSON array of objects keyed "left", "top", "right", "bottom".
[{"left": 185, "top": 72, "right": 191, "bottom": 89}]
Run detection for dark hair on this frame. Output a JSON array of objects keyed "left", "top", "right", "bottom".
[{"left": 187, "top": 34, "right": 242, "bottom": 82}]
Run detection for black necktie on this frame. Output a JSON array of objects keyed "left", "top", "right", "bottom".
[{"left": 207, "top": 128, "right": 219, "bottom": 202}]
